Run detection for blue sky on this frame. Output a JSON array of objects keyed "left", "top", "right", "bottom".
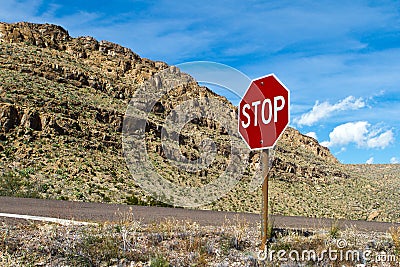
[{"left": 2, "top": 0, "right": 399, "bottom": 164}]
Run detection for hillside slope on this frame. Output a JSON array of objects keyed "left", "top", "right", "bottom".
[{"left": 0, "top": 22, "right": 398, "bottom": 222}]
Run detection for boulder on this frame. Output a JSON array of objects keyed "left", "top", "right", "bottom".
[
  {"left": 0, "top": 103, "right": 20, "bottom": 132},
  {"left": 20, "top": 109, "right": 42, "bottom": 131}
]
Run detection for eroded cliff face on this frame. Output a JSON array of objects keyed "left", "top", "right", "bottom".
[
  {"left": 0, "top": 22, "right": 168, "bottom": 98},
  {"left": 1, "top": 22, "right": 349, "bottom": 212}
]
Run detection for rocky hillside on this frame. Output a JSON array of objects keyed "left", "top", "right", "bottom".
[{"left": 1, "top": 22, "right": 397, "bottom": 221}]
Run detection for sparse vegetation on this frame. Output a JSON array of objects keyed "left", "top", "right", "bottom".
[
  {"left": 0, "top": 217, "right": 398, "bottom": 266},
  {"left": 390, "top": 226, "right": 400, "bottom": 255},
  {"left": 150, "top": 254, "right": 170, "bottom": 267},
  {"left": 329, "top": 220, "right": 340, "bottom": 239},
  {"left": 0, "top": 170, "right": 46, "bottom": 198}
]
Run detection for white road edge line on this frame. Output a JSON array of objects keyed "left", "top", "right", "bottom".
[{"left": 0, "top": 212, "right": 97, "bottom": 226}]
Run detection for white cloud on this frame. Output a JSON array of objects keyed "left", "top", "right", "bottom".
[
  {"left": 305, "top": 132, "right": 317, "bottom": 139},
  {"left": 320, "top": 141, "right": 330, "bottom": 147},
  {"left": 322, "top": 121, "right": 368, "bottom": 147},
  {"left": 295, "top": 96, "right": 365, "bottom": 126},
  {"left": 321, "top": 121, "right": 394, "bottom": 149},
  {"left": 390, "top": 157, "right": 399, "bottom": 164},
  {"left": 366, "top": 130, "right": 394, "bottom": 149},
  {"left": 366, "top": 157, "right": 374, "bottom": 164}
]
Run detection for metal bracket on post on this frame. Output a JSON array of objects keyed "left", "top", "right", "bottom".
[{"left": 260, "top": 148, "right": 270, "bottom": 251}]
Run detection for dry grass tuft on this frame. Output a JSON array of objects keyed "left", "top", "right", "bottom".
[{"left": 389, "top": 226, "right": 400, "bottom": 255}]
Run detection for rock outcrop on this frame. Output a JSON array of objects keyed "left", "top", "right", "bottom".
[{"left": 0, "top": 103, "right": 20, "bottom": 132}]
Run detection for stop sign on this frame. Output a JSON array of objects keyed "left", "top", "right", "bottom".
[{"left": 238, "top": 74, "right": 290, "bottom": 150}]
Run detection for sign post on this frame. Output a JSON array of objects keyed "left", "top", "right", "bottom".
[
  {"left": 238, "top": 74, "right": 290, "bottom": 250},
  {"left": 260, "top": 149, "right": 269, "bottom": 251}
]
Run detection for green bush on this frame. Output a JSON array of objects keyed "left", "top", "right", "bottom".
[
  {"left": 0, "top": 170, "right": 43, "bottom": 198},
  {"left": 150, "top": 254, "right": 170, "bottom": 267}
]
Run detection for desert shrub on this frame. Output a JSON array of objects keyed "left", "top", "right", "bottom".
[
  {"left": 150, "top": 254, "right": 170, "bottom": 267},
  {"left": 0, "top": 171, "right": 21, "bottom": 196},
  {"left": 0, "top": 170, "right": 45, "bottom": 198},
  {"left": 389, "top": 227, "right": 400, "bottom": 255},
  {"left": 329, "top": 220, "right": 340, "bottom": 239}
]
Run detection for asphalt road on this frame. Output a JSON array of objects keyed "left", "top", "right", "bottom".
[{"left": 0, "top": 196, "right": 399, "bottom": 232}]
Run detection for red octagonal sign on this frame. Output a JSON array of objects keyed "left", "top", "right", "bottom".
[{"left": 238, "top": 74, "right": 290, "bottom": 150}]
